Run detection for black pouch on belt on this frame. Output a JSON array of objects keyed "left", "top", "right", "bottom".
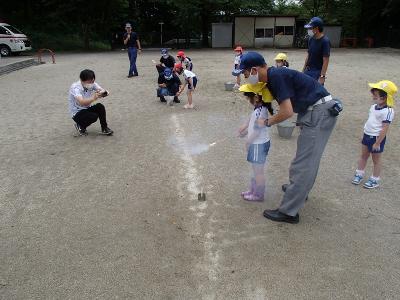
[{"left": 328, "top": 98, "right": 343, "bottom": 117}]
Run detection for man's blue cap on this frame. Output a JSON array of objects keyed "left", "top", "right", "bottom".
[
  {"left": 161, "top": 48, "right": 168, "bottom": 55},
  {"left": 304, "top": 17, "right": 323, "bottom": 29},
  {"left": 232, "top": 51, "right": 266, "bottom": 76},
  {"left": 164, "top": 68, "right": 173, "bottom": 78}
]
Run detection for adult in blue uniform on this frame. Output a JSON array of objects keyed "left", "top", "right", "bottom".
[
  {"left": 123, "top": 23, "right": 142, "bottom": 78},
  {"left": 157, "top": 68, "right": 182, "bottom": 103},
  {"left": 234, "top": 52, "right": 338, "bottom": 224},
  {"left": 303, "top": 17, "right": 330, "bottom": 85}
]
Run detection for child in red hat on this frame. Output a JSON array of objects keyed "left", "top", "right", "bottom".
[{"left": 232, "top": 46, "right": 243, "bottom": 89}]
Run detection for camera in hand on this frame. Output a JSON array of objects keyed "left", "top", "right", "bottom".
[
  {"left": 100, "top": 90, "right": 109, "bottom": 97},
  {"left": 328, "top": 99, "right": 343, "bottom": 116}
]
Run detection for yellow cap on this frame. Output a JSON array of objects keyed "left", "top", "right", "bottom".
[
  {"left": 274, "top": 53, "right": 288, "bottom": 61},
  {"left": 239, "top": 83, "right": 273, "bottom": 103},
  {"left": 368, "top": 80, "right": 398, "bottom": 107}
]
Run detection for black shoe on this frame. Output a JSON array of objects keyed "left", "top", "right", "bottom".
[
  {"left": 173, "top": 97, "right": 180, "bottom": 103},
  {"left": 160, "top": 96, "right": 166, "bottom": 102},
  {"left": 263, "top": 209, "right": 299, "bottom": 224},
  {"left": 127, "top": 75, "right": 134, "bottom": 78},
  {"left": 101, "top": 127, "right": 113, "bottom": 136},
  {"left": 282, "top": 184, "right": 308, "bottom": 201},
  {"left": 132, "top": 74, "right": 138, "bottom": 77},
  {"left": 74, "top": 123, "right": 88, "bottom": 136}
]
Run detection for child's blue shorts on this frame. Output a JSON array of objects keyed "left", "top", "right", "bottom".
[
  {"left": 362, "top": 133, "right": 386, "bottom": 153},
  {"left": 188, "top": 77, "right": 197, "bottom": 90},
  {"left": 247, "top": 141, "right": 270, "bottom": 164}
]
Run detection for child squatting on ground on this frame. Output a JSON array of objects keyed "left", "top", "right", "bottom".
[
  {"left": 237, "top": 85, "right": 273, "bottom": 201},
  {"left": 175, "top": 63, "right": 198, "bottom": 109},
  {"left": 232, "top": 46, "right": 243, "bottom": 89},
  {"left": 352, "top": 80, "right": 397, "bottom": 189}
]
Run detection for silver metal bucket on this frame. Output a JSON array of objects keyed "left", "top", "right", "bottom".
[
  {"left": 224, "top": 82, "right": 235, "bottom": 91},
  {"left": 165, "top": 96, "right": 174, "bottom": 106},
  {"left": 277, "top": 120, "right": 295, "bottom": 139}
]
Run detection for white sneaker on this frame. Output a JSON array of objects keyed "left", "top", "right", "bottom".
[
  {"left": 233, "top": 83, "right": 240, "bottom": 89},
  {"left": 363, "top": 177, "right": 380, "bottom": 189},
  {"left": 184, "top": 104, "right": 194, "bottom": 109}
]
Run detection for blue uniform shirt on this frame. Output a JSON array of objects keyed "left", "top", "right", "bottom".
[
  {"left": 266, "top": 67, "right": 330, "bottom": 113},
  {"left": 123, "top": 32, "right": 138, "bottom": 48},
  {"left": 307, "top": 35, "right": 330, "bottom": 71}
]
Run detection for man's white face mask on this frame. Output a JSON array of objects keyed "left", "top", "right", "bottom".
[
  {"left": 307, "top": 29, "right": 315, "bottom": 37},
  {"left": 83, "top": 83, "right": 94, "bottom": 90},
  {"left": 247, "top": 68, "right": 259, "bottom": 85}
]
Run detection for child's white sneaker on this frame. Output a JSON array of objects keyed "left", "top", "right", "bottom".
[
  {"left": 184, "top": 104, "right": 194, "bottom": 109},
  {"left": 233, "top": 83, "right": 240, "bottom": 89},
  {"left": 352, "top": 174, "right": 363, "bottom": 185},
  {"left": 363, "top": 177, "right": 380, "bottom": 189}
]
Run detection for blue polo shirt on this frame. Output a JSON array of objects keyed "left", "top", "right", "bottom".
[
  {"left": 267, "top": 67, "right": 330, "bottom": 113},
  {"left": 123, "top": 32, "right": 138, "bottom": 48},
  {"left": 307, "top": 35, "right": 330, "bottom": 71}
]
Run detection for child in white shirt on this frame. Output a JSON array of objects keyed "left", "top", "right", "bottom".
[
  {"left": 232, "top": 46, "right": 243, "bottom": 89},
  {"left": 238, "top": 91, "right": 271, "bottom": 201},
  {"left": 176, "top": 64, "right": 198, "bottom": 109},
  {"left": 352, "top": 80, "right": 397, "bottom": 189}
]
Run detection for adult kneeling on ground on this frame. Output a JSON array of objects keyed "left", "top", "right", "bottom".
[
  {"left": 234, "top": 52, "right": 339, "bottom": 224},
  {"left": 157, "top": 68, "right": 182, "bottom": 104},
  {"left": 69, "top": 69, "right": 113, "bottom": 136}
]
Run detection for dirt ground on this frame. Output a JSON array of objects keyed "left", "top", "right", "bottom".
[{"left": 0, "top": 48, "right": 399, "bottom": 299}]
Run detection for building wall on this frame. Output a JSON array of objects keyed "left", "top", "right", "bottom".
[
  {"left": 274, "top": 17, "right": 295, "bottom": 48},
  {"left": 255, "top": 17, "right": 274, "bottom": 48},
  {"left": 234, "top": 17, "right": 255, "bottom": 47},
  {"left": 212, "top": 23, "right": 233, "bottom": 48},
  {"left": 324, "top": 26, "right": 342, "bottom": 48},
  {"left": 235, "top": 16, "right": 296, "bottom": 48}
]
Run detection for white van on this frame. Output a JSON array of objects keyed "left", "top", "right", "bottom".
[{"left": 0, "top": 23, "right": 32, "bottom": 57}]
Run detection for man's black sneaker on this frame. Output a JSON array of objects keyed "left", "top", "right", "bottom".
[
  {"left": 101, "top": 127, "right": 113, "bottom": 136},
  {"left": 127, "top": 75, "right": 134, "bottom": 78},
  {"left": 74, "top": 123, "right": 88, "bottom": 136},
  {"left": 173, "top": 96, "right": 180, "bottom": 103},
  {"left": 160, "top": 96, "right": 167, "bottom": 102}
]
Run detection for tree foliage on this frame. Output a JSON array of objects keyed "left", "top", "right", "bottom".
[{"left": 0, "top": 0, "right": 398, "bottom": 49}]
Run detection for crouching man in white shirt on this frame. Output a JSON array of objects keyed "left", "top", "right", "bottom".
[{"left": 68, "top": 69, "right": 113, "bottom": 136}]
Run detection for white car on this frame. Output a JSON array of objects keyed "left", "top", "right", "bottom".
[{"left": 0, "top": 23, "right": 32, "bottom": 57}]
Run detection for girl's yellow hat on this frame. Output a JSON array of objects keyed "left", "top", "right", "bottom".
[
  {"left": 239, "top": 83, "right": 273, "bottom": 103},
  {"left": 274, "top": 53, "right": 288, "bottom": 61},
  {"left": 368, "top": 80, "right": 398, "bottom": 107}
]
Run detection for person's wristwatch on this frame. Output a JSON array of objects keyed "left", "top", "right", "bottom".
[
  {"left": 264, "top": 119, "right": 271, "bottom": 127},
  {"left": 320, "top": 74, "right": 326, "bottom": 78}
]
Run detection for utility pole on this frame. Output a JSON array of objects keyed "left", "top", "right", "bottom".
[{"left": 159, "top": 22, "right": 164, "bottom": 45}]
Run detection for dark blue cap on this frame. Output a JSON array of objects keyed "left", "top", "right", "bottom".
[
  {"left": 232, "top": 51, "right": 266, "bottom": 76},
  {"left": 304, "top": 17, "right": 323, "bottom": 29},
  {"left": 161, "top": 48, "right": 168, "bottom": 55},
  {"left": 164, "top": 68, "right": 173, "bottom": 78}
]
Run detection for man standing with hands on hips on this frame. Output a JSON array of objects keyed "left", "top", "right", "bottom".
[
  {"left": 234, "top": 52, "right": 340, "bottom": 224},
  {"left": 124, "top": 23, "right": 142, "bottom": 78},
  {"left": 303, "top": 17, "right": 330, "bottom": 85}
]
